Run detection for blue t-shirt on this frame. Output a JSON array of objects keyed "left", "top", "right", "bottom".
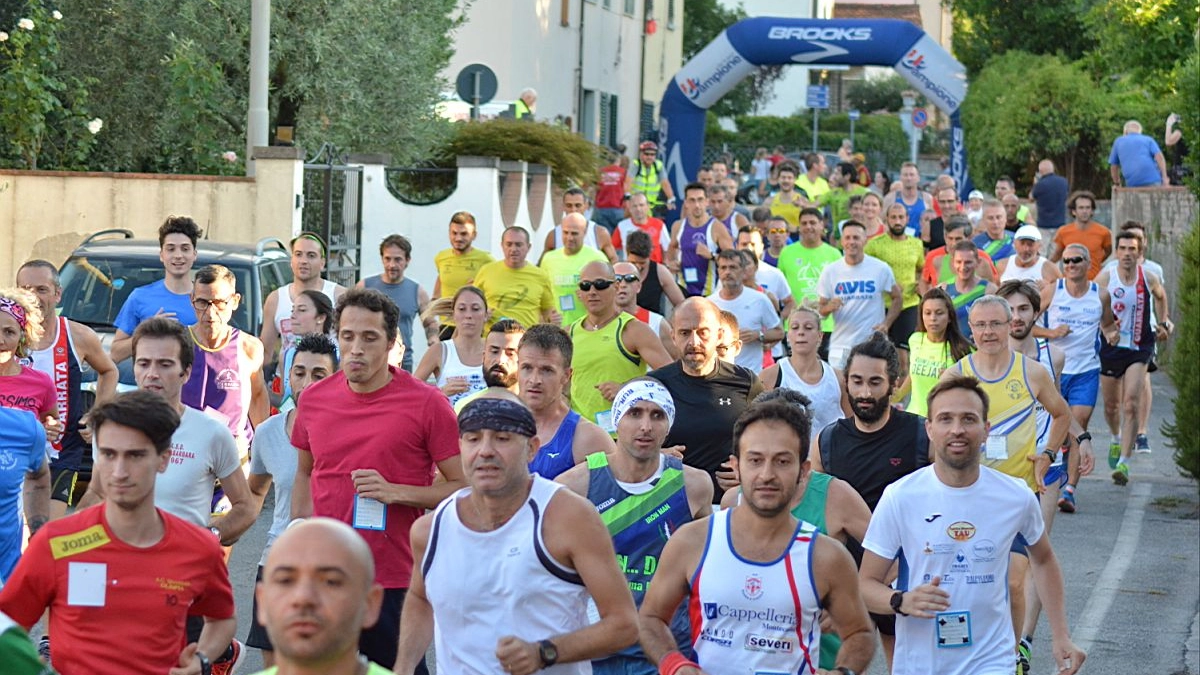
[
  {"left": 0, "top": 408, "right": 47, "bottom": 583},
  {"left": 1030, "top": 173, "right": 1069, "bottom": 229},
  {"left": 1108, "top": 134, "right": 1164, "bottom": 187},
  {"left": 113, "top": 279, "right": 197, "bottom": 334}
]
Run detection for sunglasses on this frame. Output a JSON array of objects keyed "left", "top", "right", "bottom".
[
  {"left": 768, "top": 227, "right": 788, "bottom": 235},
  {"left": 1062, "top": 256, "right": 1086, "bottom": 265},
  {"left": 578, "top": 279, "right": 615, "bottom": 292},
  {"left": 613, "top": 273, "right": 640, "bottom": 284}
]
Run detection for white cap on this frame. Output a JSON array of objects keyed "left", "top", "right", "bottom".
[
  {"left": 1014, "top": 225, "right": 1042, "bottom": 241},
  {"left": 967, "top": 189, "right": 985, "bottom": 200}
]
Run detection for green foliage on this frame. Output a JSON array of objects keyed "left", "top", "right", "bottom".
[
  {"left": 948, "top": 0, "right": 1096, "bottom": 76},
  {"left": 846, "top": 74, "right": 924, "bottom": 113},
  {"left": 438, "top": 119, "right": 603, "bottom": 188},
  {"left": 153, "top": 34, "right": 242, "bottom": 175},
  {"left": 0, "top": 3, "right": 97, "bottom": 170},
  {"left": 1084, "top": 0, "right": 1199, "bottom": 91},
  {"left": 1165, "top": 217, "right": 1200, "bottom": 488},
  {"left": 706, "top": 112, "right": 909, "bottom": 173},
  {"left": 683, "top": 0, "right": 783, "bottom": 117}
]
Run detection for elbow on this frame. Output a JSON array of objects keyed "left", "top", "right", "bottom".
[{"left": 608, "top": 608, "right": 640, "bottom": 652}]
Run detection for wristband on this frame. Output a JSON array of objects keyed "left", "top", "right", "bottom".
[
  {"left": 1076, "top": 432, "right": 1092, "bottom": 444},
  {"left": 1042, "top": 449, "right": 1057, "bottom": 463},
  {"left": 659, "top": 651, "right": 699, "bottom": 675}
]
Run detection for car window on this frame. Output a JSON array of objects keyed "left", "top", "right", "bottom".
[
  {"left": 274, "top": 259, "right": 293, "bottom": 286},
  {"left": 58, "top": 257, "right": 163, "bottom": 328}
]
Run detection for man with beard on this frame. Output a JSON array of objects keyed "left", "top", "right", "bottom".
[
  {"left": 882, "top": 162, "right": 933, "bottom": 238},
  {"left": 556, "top": 379, "right": 713, "bottom": 675},
  {"left": 859, "top": 376, "right": 1085, "bottom": 675},
  {"left": 516, "top": 324, "right": 612, "bottom": 479},
  {"left": 811, "top": 332, "right": 930, "bottom": 664},
  {"left": 433, "top": 211, "right": 494, "bottom": 339},
  {"left": 639, "top": 399, "right": 875, "bottom": 675},
  {"left": 866, "top": 203, "right": 926, "bottom": 387},
  {"left": 454, "top": 319, "right": 525, "bottom": 412}
]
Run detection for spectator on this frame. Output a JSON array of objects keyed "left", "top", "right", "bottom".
[{"left": 1109, "top": 120, "right": 1169, "bottom": 187}]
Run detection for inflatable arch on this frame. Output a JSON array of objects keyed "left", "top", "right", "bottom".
[{"left": 659, "top": 17, "right": 970, "bottom": 203}]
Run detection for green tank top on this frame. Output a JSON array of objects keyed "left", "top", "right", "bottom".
[
  {"left": 792, "top": 471, "right": 838, "bottom": 670},
  {"left": 906, "top": 332, "right": 959, "bottom": 418},
  {"left": 568, "top": 314, "right": 646, "bottom": 432}
]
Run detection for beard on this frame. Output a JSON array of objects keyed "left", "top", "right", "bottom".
[
  {"left": 484, "top": 365, "right": 517, "bottom": 389},
  {"left": 852, "top": 390, "right": 892, "bottom": 424}
]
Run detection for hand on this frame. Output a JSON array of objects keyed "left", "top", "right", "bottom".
[
  {"left": 545, "top": 309, "right": 563, "bottom": 326},
  {"left": 661, "top": 445, "right": 685, "bottom": 460},
  {"left": 78, "top": 418, "right": 93, "bottom": 444},
  {"left": 1103, "top": 327, "right": 1120, "bottom": 346},
  {"left": 1078, "top": 440, "right": 1095, "bottom": 477},
  {"left": 738, "top": 329, "right": 759, "bottom": 344},
  {"left": 695, "top": 243, "right": 713, "bottom": 260},
  {"left": 667, "top": 197, "right": 677, "bottom": 210},
  {"left": 42, "top": 416, "right": 64, "bottom": 445},
  {"left": 827, "top": 298, "right": 844, "bottom": 312},
  {"left": 716, "top": 456, "right": 739, "bottom": 491},
  {"left": 495, "top": 636, "right": 542, "bottom": 675},
  {"left": 1051, "top": 637, "right": 1086, "bottom": 675},
  {"left": 351, "top": 469, "right": 401, "bottom": 504},
  {"left": 1030, "top": 452, "right": 1052, "bottom": 494},
  {"left": 665, "top": 259, "right": 681, "bottom": 275},
  {"left": 596, "top": 381, "right": 622, "bottom": 402},
  {"left": 871, "top": 323, "right": 888, "bottom": 334},
  {"left": 1048, "top": 325, "right": 1071, "bottom": 339},
  {"left": 167, "top": 643, "right": 202, "bottom": 675},
  {"left": 442, "top": 377, "right": 470, "bottom": 397},
  {"left": 901, "top": 577, "right": 951, "bottom": 618},
  {"left": 154, "top": 307, "right": 178, "bottom": 321}
]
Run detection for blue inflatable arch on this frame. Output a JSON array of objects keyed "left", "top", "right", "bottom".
[{"left": 659, "top": 17, "right": 970, "bottom": 201}]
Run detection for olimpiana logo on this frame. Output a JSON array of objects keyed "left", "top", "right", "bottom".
[{"left": 679, "top": 53, "right": 745, "bottom": 101}]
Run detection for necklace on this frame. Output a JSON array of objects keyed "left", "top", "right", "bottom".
[{"left": 586, "top": 312, "right": 619, "bottom": 331}]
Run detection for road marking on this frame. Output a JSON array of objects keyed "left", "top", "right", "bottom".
[{"left": 1073, "top": 481, "right": 1151, "bottom": 650}]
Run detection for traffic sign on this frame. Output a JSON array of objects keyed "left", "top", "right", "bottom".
[
  {"left": 911, "top": 107, "right": 928, "bottom": 129},
  {"left": 455, "top": 64, "right": 498, "bottom": 106},
  {"left": 848, "top": 109, "right": 861, "bottom": 121},
  {"left": 806, "top": 85, "right": 829, "bottom": 110}
]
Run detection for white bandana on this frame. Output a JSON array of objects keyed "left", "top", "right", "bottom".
[{"left": 611, "top": 379, "right": 676, "bottom": 429}]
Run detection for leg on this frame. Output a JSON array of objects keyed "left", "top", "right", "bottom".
[
  {"left": 1118, "top": 363, "right": 1148, "bottom": 462},
  {"left": 1135, "top": 369, "right": 1153, "bottom": 452},
  {"left": 1100, "top": 374, "right": 1123, "bottom": 470},
  {"left": 1023, "top": 487, "right": 1059, "bottom": 639}
]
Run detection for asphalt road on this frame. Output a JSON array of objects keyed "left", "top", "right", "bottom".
[{"left": 224, "top": 371, "right": 1199, "bottom": 674}]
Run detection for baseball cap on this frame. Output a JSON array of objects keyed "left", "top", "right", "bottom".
[
  {"left": 1014, "top": 225, "right": 1042, "bottom": 241},
  {"left": 967, "top": 189, "right": 985, "bottom": 200}
]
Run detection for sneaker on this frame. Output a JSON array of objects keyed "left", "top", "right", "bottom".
[
  {"left": 1135, "top": 434, "right": 1152, "bottom": 454},
  {"left": 1108, "top": 441, "right": 1121, "bottom": 470},
  {"left": 1112, "top": 463, "right": 1130, "bottom": 486},
  {"left": 210, "top": 639, "right": 244, "bottom": 675},
  {"left": 37, "top": 636, "right": 50, "bottom": 663},
  {"left": 1058, "top": 491, "right": 1076, "bottom": 513},
  {"left": 1017, "top": 638, "right": 1032, "bottom": 675}
]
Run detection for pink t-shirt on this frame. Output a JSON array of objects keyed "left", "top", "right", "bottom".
[
  {"left": 291, "top": 366, "right": 460, "bottom": 588},
  {"left": 0, "top": 365, "right": 55, "bottom": 418}
]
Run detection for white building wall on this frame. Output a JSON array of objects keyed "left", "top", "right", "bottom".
[{"left": 717, "top": 0, "right": 824, "bottom": 117}]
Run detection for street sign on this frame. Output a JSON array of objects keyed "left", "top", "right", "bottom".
[
  {"left": 455, "top": 64, "right": 498, "bottom": 120},
  {"left": 806, "top": 85, "right": 829, "bottom": 110},
  {"left": 912, "top": 107, "right": 928, "bottom": 129},
  {"left": 848, "top": 109, "right": 861, "bottom": 121}
]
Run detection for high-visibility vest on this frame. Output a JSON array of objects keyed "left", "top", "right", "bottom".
[
  {"left": 514, "top": 99, "right": 532, "bottom": 120},
  {"left": 631, "top": 159, "right": 665, "bottom": 205}
]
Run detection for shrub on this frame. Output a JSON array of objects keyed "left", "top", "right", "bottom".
[{"left": 438, "top": 118, "right": 604, "bottom": 188}]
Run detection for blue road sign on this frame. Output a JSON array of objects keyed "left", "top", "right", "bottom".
[{"left": 806, "top": 85, "right": 829, "bottom": 110}]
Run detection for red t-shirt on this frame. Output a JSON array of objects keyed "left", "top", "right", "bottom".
[
  {"left": 595, "top": 164, "right": 627, "bottom": 209},
  {"left": 291, "top": 367, "right": 460, "bottom": 588},
  {"left": 0, "top": 504, "right": 234, "bottom": 675},
  {"left": 921, "top": 246, "right": 999, "bottom": 286},
  {"left": 0, "top": 366, "right": 55, "bottom": 418},
  {"left": 612, "top": 217, "right": 669, "bottom": 263}
]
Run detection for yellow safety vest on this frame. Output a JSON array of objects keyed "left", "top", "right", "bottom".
[{"left": 631, "top": 159, "right": 665, "bottom": 206}]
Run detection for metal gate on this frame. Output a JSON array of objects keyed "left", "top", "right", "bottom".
[{"left": 303, "top": 143, "right": 363, "bottom": 286}]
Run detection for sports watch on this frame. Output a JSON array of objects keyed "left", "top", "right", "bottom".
[
  {"left": 538, "top": 639, "right": 559, "bottom": 668},
  {"left": 890, "top": 590, "right": 908, "bottom": 616},
  {"left": 196, "top": 651, "right": 212, "bottom": 675}
]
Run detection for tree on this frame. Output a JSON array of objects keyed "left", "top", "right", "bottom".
[
  {"left": 55, "top": 0, "right": 457, "bottom": 172},
  {"left": 846, "top": 74, "right": 923, "bottom": 113},
  {"left": 684, "top": 0, "right": 783, "bottom": 117},
  {"left": 948, "top": 0, "right": 1097, "bottom": 76},
  {"left": 1084, "top": 0, "right": 1199, "bottom": 92}
]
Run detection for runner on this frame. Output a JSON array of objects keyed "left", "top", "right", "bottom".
[
  {"left": 707, "top": 250, "right": 782, "bottom": 374},
  {"left": 413, "top": 286, "right": 489, "bottom": 407},
  {"left": 0, "top": 289, "right": 60, "bottom": 445},
  {"left": 940, "top": 241, "right": 997, "bottom": 344},
  {"left": 0, "top": 407, "right": 48, "bottom": 584},
  {"left": 899, "top": 289, "right": 973, "bottom": 418},
  {"left": 859, "top": 375, "right": 1085, "bottom": 675},
  {"left": 758, "top": 305, "right": 849, "bottom": 442},
  {"left": 358, "top": 235, "right": 436, "bottom": 372},
  {"left": 395, "top": 393, "right": 639, "bottom": 675},
  {"left": 613, "top": 261, "right": 676, "bottom": 359},
  {"left": 638, "top": 398, "right": 876, "bottom": 675},
  {"left": 817, "top": 221, "right": 903, "bottom": 369},
  {"left": 474, "top": 227, "right": 560, "bottom": 329},
  {"left": 556, "top": 379, "right": 713, "bottom": 675},
  {"left": 432, "top": 211, "right": 493, "bottom": 339},
  {"left": 261, "top": 233, "right": 347, "bottom": 365},
  {"left": 865, "top": 203, "right": 926, "bottom": 390},
  {"left": 540, "top": 214, "right": 610, "bottom": 325},
  {"left": 667, "top": 182, "right": 733, "bottom": 297}
]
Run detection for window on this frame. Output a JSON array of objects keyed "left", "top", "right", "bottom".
[
  {"left": 624, "top": 0, "right": 636, "bottom": 15},
  {"left": 581, "top": 89, "right": 597, "bottom": 142},
  {"left": 640, "top": 100, "right": 656, "bottom": 140},
  {"left": 598, "top": 93, "right": 619, "bottom": 148}
]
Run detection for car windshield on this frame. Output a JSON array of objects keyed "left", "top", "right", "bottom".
[{"left": 58, "top": 257, "right": 253, "bottom": 332}]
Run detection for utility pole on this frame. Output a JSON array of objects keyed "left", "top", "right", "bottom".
[{"left": 246, "top": 0, "right": 270, "bottom": 176}]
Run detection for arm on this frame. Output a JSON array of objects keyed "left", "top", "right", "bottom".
[
  {"left": 194, "top": 617, "right": 237, "bottom": 672},
  {"left": 571, "top": 421, "right": 615, "bottom": 465},
  {"left": 1155, "top": 152, "right": 1169, "bottom": 186},
  {"left": 245, "top": 337, "right": 271, "bottom": 427},
  {"left": 813, "top": 536, "right": 876, "bottom": 674},
  {"left": 418, "top": 286, "right": 438, "bottom": 345},
  {"left": 22, "top": 462, "right": 50, "bottom": 537},
  {"left": 682, "top": 465, "right": 714, "bottom": 517},
  {"left": 432, "top": 275, "right": 442, "bottom": 299},
  {"left": 1030, "top": 365, "right": 1072, "bottom": 490},
  {"left": 395, "top": 515, "right": 437, "bottom": 674},
  {"left": 290, "top": 449, "right": 314, "bottom": 519},
  {"left": 638, "top": 523, "right": 705, "bottom": 667},
  {"left": 413, "top": 340, "right": 442, "bottom": 383},
  {"left": 109, "top": 329, "right": 134, "bottom": 363},
  {"left": 817, "top": 295, "right": 841, "bottom": 318},
  {"left": 1110, "top": 164, "right": 1121, "bottom": 187},
  {"left": 247, "top": 472, "right": 273, "bottom": 517},
  {"left": 825, "top": 477, "right": 872, "bottom": 544},
  {"left": 75, "top": 323, "right": 118, "bottom": 402},
  {"left": 597, "top": 228, "right": 618, "bottom": 264},
  {"left": 713, "top": 224, "right": 734, "bottom": 253},
  {"left": 659, "top": 265, "right": 686, "bottom": 309},
  {"left": 809, "top": 435, "right": 825, "bottom": 474},
  {"left": 879, "top": 283, "right": 903, "bottom": 330},
  {"left": 1149, "top": 273, "right": 1172, "bottom": 338},
  {"left": 860, "top": 549, "right": 950, "bottom": 617},
  {"left": 665, "top": 223, "right": 682, "bottom": 273},
  {"left": 209, "top": 467, "right": 259, "bottom": 546},
  {"left": 1027, "top": 536, "right": 1087, "bottom": 674},
  {"left": 354, "top": 453, "right": 467, "bottom": 510},
  {"left": 553, "top": 461, "right": 591, "bottom": 496},
  {"left": 259, "top": 290, "right": 281, "bottom": 363},
  {"left": 1032, "top": 285, "right": 1068, "bottom": 339},
  {"left": 658, "top": 318, "right": 679, "bottom": 360},
  {"left": 626, "top": 320, "right": 673, "bottom": 370}
]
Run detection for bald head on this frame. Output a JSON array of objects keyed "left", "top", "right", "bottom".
[
  {"left": 266, "top": 518, "right": 375, "bottom": 589},
  {"left": 580, "top": 260, "right": 613, "bottom": 279},
  {"left": 560, "top": 213, "right": 589, "bottom": 254},
  {"left": 1039, "top": 159, "right": 1054, "bottom": 175},
  {"left": 672, "top": 297, "right": 723, "bottom": 375},
  {"left": 613, "top": 261, "right": 637, "bottom": 277}
]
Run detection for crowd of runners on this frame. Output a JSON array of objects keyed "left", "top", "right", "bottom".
[{"left": 0, "top": 124, "right": 1178, "bottom": 675}]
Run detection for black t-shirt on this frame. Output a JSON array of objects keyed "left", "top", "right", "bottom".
[
  {"left": 817, "top": 409, "right": 930, "bottom": 511},
  {"left": 649, "top": 360, "right": 764, "bottom": 500},
  {"left": 637, "top": 260, "right": 665, "bottom": 313},
  {"left": 926, "top": 217, "right": 946, "bottom": 252}
]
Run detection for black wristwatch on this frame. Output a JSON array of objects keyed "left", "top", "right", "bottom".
[
  {"left": 1076, "top": 432, "right": 1092, "bottom": 444},
  {"left": 538, "top": 639, "right": 559, "bottom": 668},
  {"left": 890, "top": 590, "right": 908, "bottom": 616},
  {"left": 196, "top": 651, "right": 212, "bottom": 675},
  {"left": 834, "top": 668, "right": 858, "bottom": 675}
]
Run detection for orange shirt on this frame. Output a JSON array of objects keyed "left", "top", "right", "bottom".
[{"left": 1053, "top": 222, "right": 1111, "bottom": 279}]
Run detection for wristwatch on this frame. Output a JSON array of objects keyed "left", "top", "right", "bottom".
[
  {"left": 834, "top": 668, "right": 858, "bottom": 675},
  {"left": 538, "top": 639, "right": 559, "bottom": 668},
  {"left": 890, "top": 590, "right": 908, "bottom": 616},
  {"left": 196, "top": 651, "right": 212, "bottom": 675},
  {"left": 209, "top": 527, "right": 222, "bottom": 542},
  {"left": 1076, "top": 432, "right": 1092, "bottom": 444}
]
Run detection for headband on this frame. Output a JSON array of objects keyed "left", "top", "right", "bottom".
[
  {"left": 611, "top": 379, "right": 675, "bottom": 429},
  {"left": 458, "top": 397, "right": 537, "bottom": 438},
  {"left": 293, "top": 233, "right": 327, "bottom": 257},
  {"left": 0, "top": 297, "right": 28, "bottom": 330}
]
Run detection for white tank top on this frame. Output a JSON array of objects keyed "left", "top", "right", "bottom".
[
  {"left": 1030, "top": 339, "right": 1056, "bottom": 454},
  {"left": 1000, "top": 257, "right": 1049, "bottom": 283},
  {"left": 777, "top": 359, "right": 843, "bottom": 442},
  {"left": 435, "top": 339, "right": 487, "bottom": 407},
  {"left": 554, "top": 221, "right": 600, "bottom": 250},
  {"left": 1107, "top": 266, "right": 1150, "bottom": 350},
  {"left": 275, "top": 280, "right": 338, "bottom": 346},
  {"left": 1045, "top": 279, "right": 1102, "bottom": 375},
  {"left": 689, "top": 509, "right": 822, "bottom": 673},
  {"left": 423, "top": 477, "right": 591, "bottom": 675}
]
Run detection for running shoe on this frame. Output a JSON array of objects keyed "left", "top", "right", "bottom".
[
  {"left": 1017, "top": 637, "right": 1032, "bottom": 675},
  {"left": 210, "top": 639, "right": 244, "bottom": 675},
  {"left": 1058, "top": 491, "right": 1076, "bottom": 513},
  {"left": 1135, "top": 434, "right": 1152, "bottom": 454},
  {"left": 38, "top": 636, "right": 50, "bottom": 663},
  {"left": 1108, "top": 441, "right": 1121, "bottom": 470},
  {"left": 1112, "top": 463, "right": 1130, "bottom": 486}
]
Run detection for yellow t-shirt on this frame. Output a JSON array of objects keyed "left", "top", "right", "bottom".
[
  {"left": 473, "top": 260, "right": 556, "bottom": 329},
  {"left": 539, "top": 246, "right": 608, "bottom": 326},
  {"left": 434, "top": 247, "right": 494, "bottom": 299},
  {"left": 796, "top": 174, "right": 830, "bottom": 202},
  {"left": 865, "top": 235, "right": 925, "bottom": 308}
]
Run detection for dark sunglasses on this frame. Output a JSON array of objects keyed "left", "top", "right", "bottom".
[
  {"left": 578, "top": 279, "right": 615, "bottom": 292},
  {"left": 1062, "top": 256, "right": 1087, "bottom": 265},
  {"left": 613, "top": 273, "right": 640, "bottom": 284}
]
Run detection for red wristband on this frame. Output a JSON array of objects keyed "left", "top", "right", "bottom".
[{"left": 658, "top": 651, "right": 699, "bottom": 675}]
